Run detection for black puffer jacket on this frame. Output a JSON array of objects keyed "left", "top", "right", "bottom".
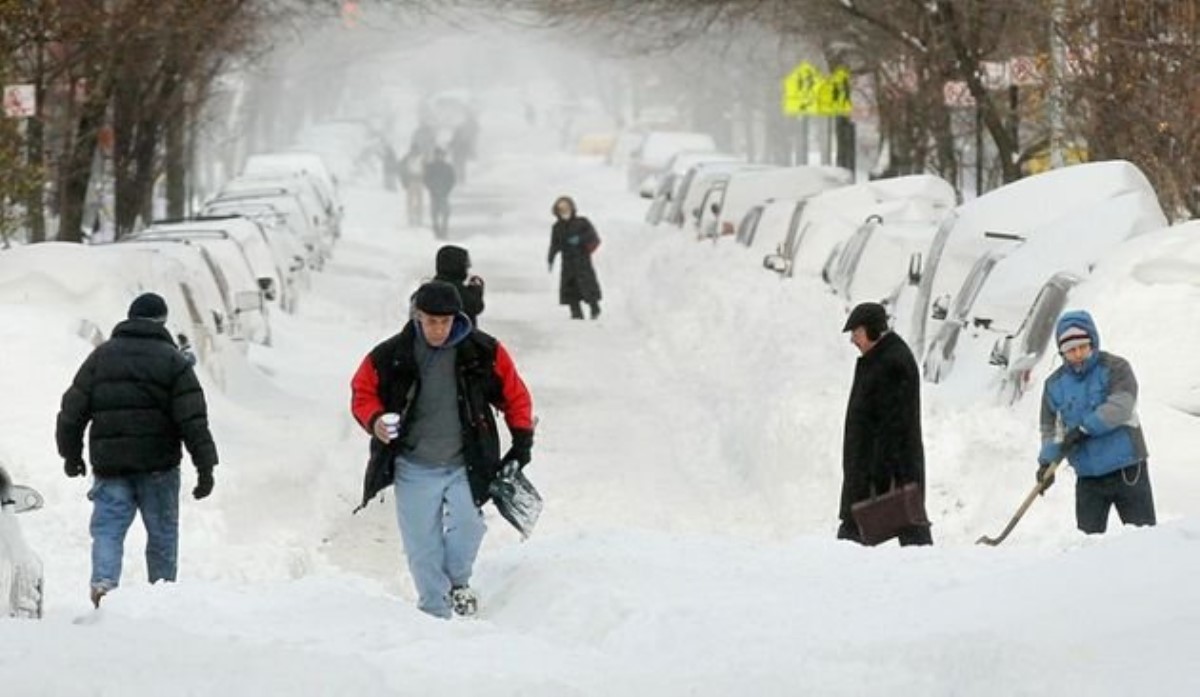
[
  {"left": 56, "top": 319, "right": 218, "bottom": 477},
  {"left": 840, "top": 331, "right": 925, "bottom": 521}
]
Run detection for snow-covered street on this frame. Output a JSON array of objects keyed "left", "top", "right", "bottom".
[{"left": 2, "top": 94, "right": 1200, "bottom": 696}]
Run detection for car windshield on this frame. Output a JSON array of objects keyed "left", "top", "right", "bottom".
[
  {"left": 1019, "top": 282, "right": 1071, "bottom": 358},
  {"left": 952, "top": 254, "right": 999, "bottom": 321}
]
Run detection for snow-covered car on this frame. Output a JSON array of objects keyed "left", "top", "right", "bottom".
[
  {"left": 699, "top": 166, "right": 852, "bottom": 241},
  {"left": 1, "top": 464, "right": 44, "bottom": 619},
  {"left": 220, "top": 175, "right": 339, "bottom": 248},
  {"left": 1065, "top": 221, "right": 1200, "bottom": 417},
  {"left": 242, "top": 151, "right": 343, "bottom": 228},
  {"left": 627, "top": 130, "right": 717, "bottom": 192},
  {"left": 921, "top": 177, "right": 1165, "bottom": 384},
  {"left": 127, "top": 227, "right": 272, "bottom": 346},
  {"left": 643, "top": 172, "right": 678, "bottom": 225},
  {"left": 203, "top": 190, "right": 327, "bottom": 270},
  {"left": 146, "top": 216, "right": 295, "bottom": 313},
  {"left": 736, "top": 198, "right": 803, "bottom": 251},
  {"left": 761, "top": 174, "right": 954, "bottom": 283},
  {"left": 825, "top": 219, "right": 939, "bottom": 310},
  {"left": 645, "top": 152, "right": 744, "bottom": 226},
  {"left": 115, "top": 238, "right": 253, "bottom": 356},
  {"left": 988, "top": 272, "right": 1083, "bottom": 405},
  {"left": 669, "top": 161, "right": 772, "bottom": 229},
  {"left": 0, "top": 242, "right": 225, "bottom": 366},
  {"left": 905, "top": 160, "right": 1158, "bottom": 361}
]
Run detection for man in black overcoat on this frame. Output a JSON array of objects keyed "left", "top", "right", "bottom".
[{"left": 839, "top": 302, "right": 932, "bottom": 546}]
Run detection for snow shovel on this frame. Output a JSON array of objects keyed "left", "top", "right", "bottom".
[
  {"left": 489, "top": 467, "right": 543, "bottom": 540},
  {"left": 976, "top": 457, "right": 1065, "bottom": 546}
]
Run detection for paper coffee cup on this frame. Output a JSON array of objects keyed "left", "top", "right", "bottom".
[{"left": 380, "top": 413, "right": 400, "bottom": 438}]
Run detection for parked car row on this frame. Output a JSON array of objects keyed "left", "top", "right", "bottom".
[
  {"left": 0, "top": 150, "right": 342, "bottom": 394},
  {"left": 640, "top": 155, "right": 1184, "bottom": 407}
]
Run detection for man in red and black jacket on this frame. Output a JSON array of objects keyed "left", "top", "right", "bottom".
[{"left": 350, "top": 280, "right": 533, "bottom": 618}]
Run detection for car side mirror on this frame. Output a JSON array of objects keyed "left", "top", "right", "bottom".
[
  {"left": 989, "top": 335, "right": 1012, "bottom": 367},
  {"left": 907, "top": 252, "right": 923, "bottom": 286},
  {"left": 710, "top": 202, "right": 720, "bottom": 216},
  {"left": 257, "top": 277, "right": 277, "bottom": 301},
  {"left": 931, "top": 294, "right": 951, "bottom": 321},
  {"left": 1, "top": 483, "right": 45, "bottom": 514},
  {"left": 763, "top": 253, "right": 789, "bottom": 274}
]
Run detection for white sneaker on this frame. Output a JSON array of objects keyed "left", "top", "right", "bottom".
[{"left": 449, "top": 585, "right": 477, "bottom": 617}]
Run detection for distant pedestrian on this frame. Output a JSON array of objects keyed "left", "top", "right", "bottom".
[
  {"left": 399, "top": 146, "right": 425, "bottom": 227},
  {"left": 56, "top": 292, "right": 218, "bottom": 608},
  {"left": 547, "top": 196, "right": 602, "bottom": 320},
  {"left": 434, "top": 244, "right": 485, "bottom": 327},
  {"left": 380, "top": 141, "right": 400, "bottom": 192},
  {"left": 424, "top": 148, "right": 456, "bottom": 239},
  {"left": 838, "top": 302, "right": 932, "bottom": 546},
  {"left": 1036, "top": 310, "right": 1156, "bottom": 534}
]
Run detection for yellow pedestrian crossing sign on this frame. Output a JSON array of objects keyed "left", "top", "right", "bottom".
[{"left": 782, "top": 63, "right": 852, "bottom": 117}]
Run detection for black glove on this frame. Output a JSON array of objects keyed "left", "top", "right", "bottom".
[
  {"left": 193, "top": 468, "right": 215, "bottom": 500},
  {"left": 1061, "top": 426, "right": 1087, "bottom": 451},
  {"left": 64, "top": 457, "right": 86, "bottom": 478},
  {"left": 501, "top": 429, "right": 533, "bottom": 470},
  {"left": 1036, "top": 463, "right": 1055, "bottom": 494}
]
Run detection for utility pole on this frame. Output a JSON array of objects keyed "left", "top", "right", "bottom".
[{"left": 1048, "top": 0, "right": 1067, "bottom": 168}]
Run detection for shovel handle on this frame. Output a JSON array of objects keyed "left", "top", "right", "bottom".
[{"left": 976, "top": 458, "right": 1065, "bottom": 546}]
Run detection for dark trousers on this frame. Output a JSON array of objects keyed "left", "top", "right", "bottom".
[
  {"left": 568, "top": 300, "right": 600, "bottom": 320},
  {"left": 429, "top": 194, "right": 450, "bottom": 238},
  {"left": 837, "top": 520, "right": 933, "bottom": 547},
  {"left": 1076, "top": 461, "right": 1156, "bottom": 534}
]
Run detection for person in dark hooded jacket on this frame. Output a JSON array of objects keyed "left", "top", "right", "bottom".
[
  {"left": 548, "top": 195, "right": 602, "bottom": 320},
  {"left": 1037, "top": 310, "right": 1155, "bottom": 534},
  {"left": 838, "top": 302, "right": 932, "bottom": 546},
  {"left": 434, "top": 244, "right": 484, "bottom": 327},
  {"left": 55, "top": 292, "right": 218, "bottom": 608}
]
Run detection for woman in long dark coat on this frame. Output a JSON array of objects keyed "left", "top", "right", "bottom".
[{"left": 548, "top": 196, "right": 602, "bottom": 319}]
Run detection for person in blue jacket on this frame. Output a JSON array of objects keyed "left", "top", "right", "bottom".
[{"left": 1037, "top": 310, "right": 1156, "bottom": 534}]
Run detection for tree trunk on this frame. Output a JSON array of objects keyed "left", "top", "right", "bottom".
[
  {"left": 112, "top": 75, "right": 140, "bottom": 235},
  {"left": 59, "top": 95, "right": 108, "bottom": 243},
  {"left": 166, "top": 100, "right": 187, "bottom": 218},
  {"left": 934, "top": 1, "right": 1021, "bottom": 183}
]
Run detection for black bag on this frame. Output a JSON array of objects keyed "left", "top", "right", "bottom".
[
  {"left": 489, "top": 468, "right": 543, "bottom": 540},
  {"left": 850, "top": 481, "right": 929, "bottom": 546}
]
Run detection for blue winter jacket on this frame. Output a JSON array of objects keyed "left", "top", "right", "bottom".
[{"left": 1038, "top": 310, "right": 1148, "bottom": 478}]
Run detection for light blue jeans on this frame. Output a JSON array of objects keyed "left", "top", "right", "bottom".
[
  {"left": 88, "top": 468, "right": 181, "bottom": 591},
  {"left": 394, "top": 457, "right": 486, "bottom": 618}
]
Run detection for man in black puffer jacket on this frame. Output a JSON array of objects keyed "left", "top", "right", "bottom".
[{"left": 56, "top": 292, "right": 219, "bottom": 608}]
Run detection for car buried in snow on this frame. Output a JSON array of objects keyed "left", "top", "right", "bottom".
[{"left": 1, "top": 465, "right": 44, "bottom": 619}]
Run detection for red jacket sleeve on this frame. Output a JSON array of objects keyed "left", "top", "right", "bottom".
[
  {"left": 350, "top": 353, "right": 384, "bottom": 432},
  {"left": 493, "top": 342, "right": 533, "bottom": 432}
]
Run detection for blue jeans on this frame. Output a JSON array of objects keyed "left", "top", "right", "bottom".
[
  {"left": 88, "top": 468, "right": 181, "bottom": 591},
  {"left": 393, "top": 457, "right": 486, "bottom": 618}
]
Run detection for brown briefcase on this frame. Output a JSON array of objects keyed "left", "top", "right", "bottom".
[{"left": 851, "top": 481, "right": 930, "bottom": 546}]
